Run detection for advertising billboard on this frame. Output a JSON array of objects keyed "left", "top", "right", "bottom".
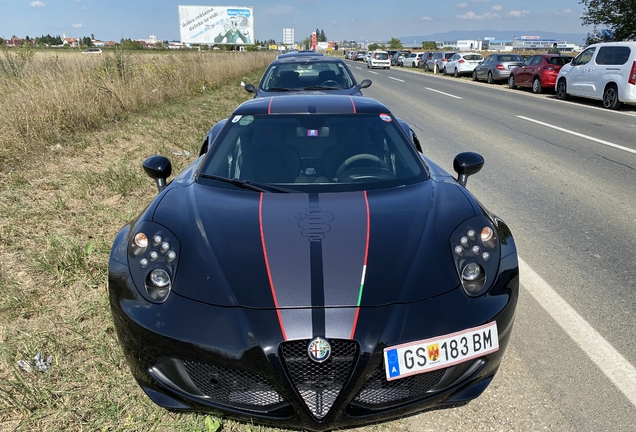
[{"left": 178, "top": 5, "right": 254, "bottom": 44}]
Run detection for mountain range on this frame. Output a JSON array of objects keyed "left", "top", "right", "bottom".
[{"left": 400, "top": 30, "right": 588, "bottom": 45}]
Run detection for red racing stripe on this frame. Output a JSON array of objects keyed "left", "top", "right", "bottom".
[{"left": 259, "top": 193, "right": 287, "bottom": 340}]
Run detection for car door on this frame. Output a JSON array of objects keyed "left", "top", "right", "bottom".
[
  {"left": 515, "top": 56, "right": 535, "bottom": 86},
  {"left": 477, "top": 55, "right": 493, "bottom": 80},
  {"left": 564, "top": 47, "right": 597, "bottom": 96}
]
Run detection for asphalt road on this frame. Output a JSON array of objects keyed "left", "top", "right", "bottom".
[{"left": 345, "top": 60, "right": 636, "bottom": 431}]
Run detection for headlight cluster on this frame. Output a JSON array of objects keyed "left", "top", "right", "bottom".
[
  {"left": 451, "top": 217, "right": 500, "bottom": 297},
  {"left": 128, "top": 222, "right": 180, "bottom": 303}
]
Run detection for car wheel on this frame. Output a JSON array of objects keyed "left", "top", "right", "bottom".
[
  {"left": 434, "top": 64, "right": 439, "bottom": 74},
  {"left": 487, "top": 71, "right": 494, "bottom": 84},
  {"left": 508, "top": 75, "right": 516, "bottom": 89},
  {"left": 472, "top": 70, "right": 478, "bottom": 81},
  {"left": 454, "top": 68, "right": 459, "bottom": 77},
  {"left": 424, "top": 63, "right": 429, "bottom": 72},
  {"left": 556, "top": 78, "right": 569, "bottom": 100},
  {"left": 532, "top": 77, "right": 542, "bottom": 94},
  {"left": 603, "top": 84, "right": 622, "bottom": 109},
  {"left": 443, "top": 67, "right": 447, "bottom": 75},
  {"left": 412, "top": 61, "right": 417, "bottom": 68}
]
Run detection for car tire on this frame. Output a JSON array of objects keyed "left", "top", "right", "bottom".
[
  {"left": 472, "top": 70, "right": 478, "bottom": 81},
  {"left": 487, "top": 71, "right": 494, "bottom": 84},
  {"left": 556, "top": 78, "right": 569, "bottom": 100},
  {"left": 508, "top": 75, "right": 517, "bottom": 89},
  {"left": 532, "top": 77, "right": 542, "bottom": 94},
  {"left": 443, "top": 67, "right": 447, "bottom": 75},
  {"left": 603, "top": 84, "right": 622, "bottom": 109},
  {"left": 412, "top": 61, "right": 417, "bottom": 68},
  {"left": 424, "top": 63, "right": 429, "bottom": 72},
  {"left": 454, "top": 68, "right": 459, "bottom": 77}
]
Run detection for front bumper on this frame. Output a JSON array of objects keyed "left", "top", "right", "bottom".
[{"left": 108, "top": 253, "right": 518, "bottom": 431}]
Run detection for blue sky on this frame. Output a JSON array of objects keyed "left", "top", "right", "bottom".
[{"left": 1, "top": 0, "right": 589, "bottom": 43}]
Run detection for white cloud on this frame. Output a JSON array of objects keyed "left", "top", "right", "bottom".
[
  {"left": 420, "top": 16, "right": 433, "bottom": 21},
  {"left": 491, "top": 5, "right": 503, "bottom": 11},
  {"left": 457, "top": 11, "right": 500, "bottom": 20},
  {"left": 555, "top": 8, "right": 572, "bottom": 17},
  {"left": 29, "top": 1, "right": 45, "bottom": 7},
  {"left": 456, "top": 2, "right": 469, "bottom": 7},
  {"left": 507, "top": 10, "right": 530, "bottom": 18},
  {"left": 72, "top": 23, "right": 84, "bottom": 28}
]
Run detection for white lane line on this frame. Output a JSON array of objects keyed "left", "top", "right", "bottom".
[
  {"left": 517, "top": 115, "right": 636, "bottom": 155},
  {"left": 368, "top": 71, "right": 379, "bottom": 75},
  {"left": 520, "top": 257, "right": 636, "bottom": 407},
  {"left": 425, "top": 87, "right": 462, "bottom": 99},
  {"left": 389, "top": 77, "right": 405, "bottom": 82}
]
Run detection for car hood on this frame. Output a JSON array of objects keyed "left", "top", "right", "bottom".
[{"left": 151, "top": 181, "right": 475, "bottom": 312}]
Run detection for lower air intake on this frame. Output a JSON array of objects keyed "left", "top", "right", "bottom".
[{"left": 280, "top": 339, "right": 359, "bottom": 420}]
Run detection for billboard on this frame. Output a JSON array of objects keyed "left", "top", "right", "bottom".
[{"left": 178, "top": 5, "right": 254, "bottom": 44}]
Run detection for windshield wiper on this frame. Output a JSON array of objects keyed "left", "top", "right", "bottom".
[
  {"left": 198, "top": 174, "right": 292, "bottom": 193},
  {"left": 301, "top": 85, "right": 340, "bottom": 90},
  {"left": 265, "top": 87, "right": 297, "bottom": 92}
]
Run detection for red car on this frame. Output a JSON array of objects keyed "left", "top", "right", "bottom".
[{"left": 508, "top": 54, "right": 573, "bottom": 93}]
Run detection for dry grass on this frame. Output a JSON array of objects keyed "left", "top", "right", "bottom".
[
  {"left": 0, "top": 50, "right": 292, "bottom": 432},
  {"left": 0, "top": 48, "right": 275, "bottom": 171}
]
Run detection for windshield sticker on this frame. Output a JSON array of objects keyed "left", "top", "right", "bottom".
[
  {"left": 379, "top": 114, "right": 392, "bottom": 122},
  {"left": 231, "top": 115, "right": 242, "bottom": 123},
  {"left": 307, "top": 129, "right": 319, "bottom": 137},
  {"left": 239, "top": 115, "right": 254, "bottom": 126}
]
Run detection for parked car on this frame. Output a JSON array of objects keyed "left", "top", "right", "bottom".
[
  {"left": 418, "top": 52, "right": 435, "bottom": 69},
  {"left": 509, "top": 54, "right": 572, "bottom": 94},
  {"left": 276, "top": 50, "right": 323, "bottom": 59},
  {"left": 244, "top": 56, "right": 372, "bottom": 97},
  {"left": 109, "top": 93, "right": 518, "bottom": 432},
  {"left": 403, "top": 52, "right": 425, "bottom": 68},
  {"left": 82, "top": 47, "right": 102, "bottom": 54},
  {"left": 556, "top": 41, "right": 636, "bottom": 109},
  {"left": 391, "top": 51, "right": 409, "bottom": 66},
  {"left": 427, "top": 52, "right": 457, "bottom": 73},
  {"left": 472, "top": 54, "right": 525, "bottom": 83},
  {"left": 444, "top": 52, "right": 484, "bottom": 77},
  {"left": 355, "top": 51, "right": 367, "bottom": 61},
  {"left": 367, "top": 50, "right": 391, "bottom": 69}
]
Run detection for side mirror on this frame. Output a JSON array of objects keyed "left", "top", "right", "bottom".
[
  {"left": 359, "top": 79, "right": 372, "bottom": 89},
  {"left": 453, "top": 152, "right": 484, "bottom": 187},
  {"left": 143, "top": 155, "right": 172, "bottom": 193},
  {"left": 244, "top": 83, "right": 256, "bottom": 93}
]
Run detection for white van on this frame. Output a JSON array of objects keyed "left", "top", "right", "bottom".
[{"left": 555, "top": 41, "right": 636, "bottom": 109}]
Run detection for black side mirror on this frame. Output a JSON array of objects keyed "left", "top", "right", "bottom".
[
  {"left": 453, "top": 152, "right": 484, "bottom": 187},
  {"left": 143, "top": 155, "right": 172, "bottom": 193},
  {"left": 244, "top": 83, "right": 256, "bottom": 93},
  {"left": 359, "top": 79, "right": 372, "bottom": 89}
]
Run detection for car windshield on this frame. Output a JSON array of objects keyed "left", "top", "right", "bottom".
[
  {"left": 261, "top": 62, "right": 355, "bottom": 91},
  {"left": 374, "top": 53, "right": 389, "bottom": 60},
  {"left": 199, "top": 113, "right": 426, "bottom": 192},
  {"left": 463, "top": 54, "right": 483, "bottom": 61},
  {"left": 498, "top": 55, "right": 524, "bottom": 62}
]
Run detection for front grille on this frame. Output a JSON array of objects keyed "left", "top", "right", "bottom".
[
  {"left": 182, "top": 360, "right": 287, "bottom": 411},
  {"left": 352, "top": 368, "right": 445, "bottom": 408},
  {"left": 280, "top": 339, "right": 359, "bottom": 420}
]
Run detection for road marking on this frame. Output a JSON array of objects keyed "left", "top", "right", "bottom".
[
  {"left": 368, "top": 71, "right": 379, "bottom": 75},
  {"left": 520, "top": 257, "right": 636, "bottom": 407},
  {"left": 389, "top": 77, "right": 405, "bottom": 82},
  {"left": 517, "top": 116, "right": 636, "bottom": 155},
  {"left": 425, "top": 87, "right": 462, "bottom": 99}
]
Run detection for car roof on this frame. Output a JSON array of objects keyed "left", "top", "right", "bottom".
[
  {"left": 276, "top": 51, "right": 324, "bottom": 59},
  {"left": 269, "top": 56, "right": 347, "bottom": 66},
  {"left": 232, "top": 94, "right": 390, "bottom": 116}
]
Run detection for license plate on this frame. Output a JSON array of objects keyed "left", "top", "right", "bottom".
[{"left": 383, "top": 322, "right": 499, "bottom": 381}]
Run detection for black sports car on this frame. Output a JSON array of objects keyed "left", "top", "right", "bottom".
[
  {"left": 243, "top": 56, "right": 372, "bottom": 98},
  {"left": 108, "top": 94, "right": 518, "bottom": 431}
]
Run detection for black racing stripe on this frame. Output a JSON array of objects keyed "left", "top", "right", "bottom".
[
  {"left": 309, "top": 193, "right": 326, "bottom": 337},
  {"left": 308, "top": 96, "right": 317, "bottom": 114}
]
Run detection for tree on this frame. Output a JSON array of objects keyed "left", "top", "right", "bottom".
[
  {"left": 422, "top": 41, "right": 437, "bottom": 50},
  {"left": 387, "top": 38, "right": 403, "bottom": 49},
  {"left": 580, "top": 0, "right": 636, "bottom": 43},
  {"left": 368, "top": 43, "right": 379, "bottom": 51}
]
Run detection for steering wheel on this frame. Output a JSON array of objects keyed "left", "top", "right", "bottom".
[
  {"left": 320, "top": 80, "right": 341, "bottom": 87},
  {"left": 335, "top": 154, "right": 391, "bottom": 178}
]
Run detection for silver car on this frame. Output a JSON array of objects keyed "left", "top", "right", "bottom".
[
  {"left": 425, "top": 52, "right": 457, "bottom": 73},
  {"left": 472, "top": 54, "right": 525, "bottom": 83}
]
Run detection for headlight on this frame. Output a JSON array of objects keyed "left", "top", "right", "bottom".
[
  {"left": 127, "top": 221, "right": 180, "bottom": 303},
  {"left": 451, "top": 216, "right": 501, "bottom": 297}
]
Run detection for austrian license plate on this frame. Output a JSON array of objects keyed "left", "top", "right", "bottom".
[{"left": 383, "top": 322, "right": 499, "bottom": 381}]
